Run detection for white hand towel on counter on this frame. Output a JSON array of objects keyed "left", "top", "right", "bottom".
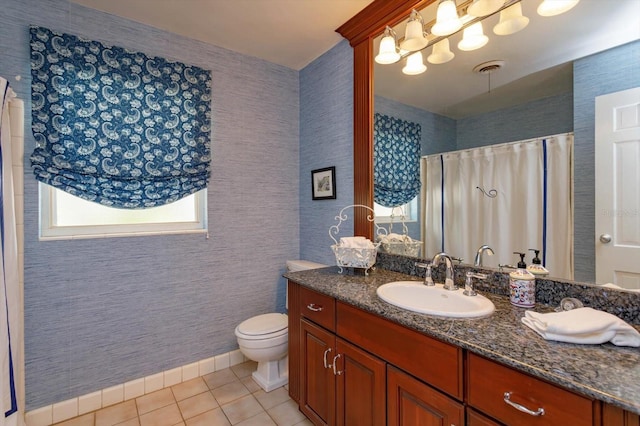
[
  {"left": 521, "top": 307, "right": 640, "bottom": 347},
  {"left": 339, "top": 236, "right": 375, "bottom": 249}
]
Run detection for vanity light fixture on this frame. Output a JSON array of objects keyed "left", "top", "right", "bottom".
[
  {"left": 427, "top": 38, "right": 455, "bottom": 64},
  {"left": 431, "top": 0, "right": 463, "bottom": 36},
  {"left": 375, "top": 26, "right": 401, "bottom": 64},
  {"left": 403, "top": 51, "right": 427, "bottom": 75},
  {"left": 537, "top": 0, "right": 580, "bottom": 16},
  {"left": 458, "top": 22, "right": 489, "bottom": 51},
  {"left": 493, "top": 2, "right": 529, "bottom": 35},
  {"left": 400, "top": 9, "right": 429, "bottom": 51},
  {"left": 376, "top": 0, "right": 580, "bottom": 76},
  {"left": 468, "top": 0, "right": 506, "bottom": 17}
]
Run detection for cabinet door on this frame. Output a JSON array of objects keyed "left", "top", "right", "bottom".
[
  {"left": 467, "top": 408, "right": 503, "bottom": 426},
  {"left": 603, "top": 403, "right": 640, "bottom": 426},
  {"left": 300, "top": 319, "right": 336, "bottom": 426},
  {"left": 387, "top": 365, "right": 464, "bottom": 426},
  {"left": 335, "top": 338, "right": 386, "bottom": 426}
]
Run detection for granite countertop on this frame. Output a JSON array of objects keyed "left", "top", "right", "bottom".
[{"left": 284, "top": 266, "right": 640, "bottom": 415}]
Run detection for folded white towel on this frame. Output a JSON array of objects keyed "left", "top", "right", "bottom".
[
  {"left": 379, "top": 233, "right": 413, "bottom": 243},
  {"left": 521, "top": 307, "right": 640, "bottom": 347},
  {"left": 339, "top": 236, "right": 375, "bottom": 249}
]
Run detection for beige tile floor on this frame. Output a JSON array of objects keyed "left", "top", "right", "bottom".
[{"left": 53, "top": 361, "right": 313, "bottom": 426}]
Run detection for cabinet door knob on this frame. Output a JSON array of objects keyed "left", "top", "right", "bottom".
[
  {"left": 323, "top": 348, "right": 332, "bottom": 369},
  {"left": 332, "top": 354, "right": 343, "bottom": 376},
  {"left": 306, "top": 303, "right": 323, "bottom": 312},
  {"left": 503, "top": 392, "right": 545, "bottom": 416}
]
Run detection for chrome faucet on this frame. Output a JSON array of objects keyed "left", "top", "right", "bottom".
[
  {"left": 464, "top": 271, "right": 488, "bottom": 296},
  {"left": 474, "top": 245, "right": 494, "bottom": 267},
  {"left": 432, "top": 252, "right": 456, "bottom": 290},
  {"left": 415, "top": 262, "right": 434, "bottom": 286}
]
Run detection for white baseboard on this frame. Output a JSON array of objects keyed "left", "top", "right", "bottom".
[{"left": 25, "top": 349, "right": 246, "bottom": 426}]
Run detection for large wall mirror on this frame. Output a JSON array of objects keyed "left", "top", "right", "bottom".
[{"left": 337, "top": 0, "right": 640, "bottom": 286}]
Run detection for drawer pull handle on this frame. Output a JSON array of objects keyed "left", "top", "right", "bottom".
[
  {"left": 503, "top": 392, "right": 545, "bottom": 417},
  {"left": 306, "top": 303, "right": 323, "bottom": 312},
  {"left": 332, "top": 354, "right": 343, "bottom": 376},
  {"left": 323, "top": 348, "right": 332, "bottom": 368}
]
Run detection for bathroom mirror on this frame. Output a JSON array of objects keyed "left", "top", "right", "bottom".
[{"left": 337, "top": 0, "right": 640, "bottom": 285}]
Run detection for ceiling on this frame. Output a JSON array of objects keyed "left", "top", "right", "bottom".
[
  {"left": 69, "top": 0, "right": 375, "bottom": 70},
  {"left": 69, "top": 0, "right": 639, "bottom": 118}
]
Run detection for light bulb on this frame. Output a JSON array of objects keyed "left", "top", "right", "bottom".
[
  {"left": 402, "top": 52, "right": 427, "bottom": 75},
  {"left": 431, "top": 0, "right": 462, "bottom": 36}
]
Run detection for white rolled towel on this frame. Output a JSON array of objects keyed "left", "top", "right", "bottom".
[
  {"left": 521, "top": 307, "right": 640, "bottom": 347},
  {"left": 339, "top": 236, "right": 375, "bottom": 249}
]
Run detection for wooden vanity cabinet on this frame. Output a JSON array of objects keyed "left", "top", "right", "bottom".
[
  {"left": 288, "top": 281, "right": 634, "bottom": 426},
  {"left": 467, "top": 352, "right": 596, "bottom": 425},
  {"left": 387, "top": 365, "right": 464, "bottom": 426},
  {"left": 296, "top": 285, "right": 386, "bottom": 426}
]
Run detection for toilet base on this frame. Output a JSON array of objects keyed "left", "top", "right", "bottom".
[{"left": 252, "top": 356, "right": 288, "bottom": 392}]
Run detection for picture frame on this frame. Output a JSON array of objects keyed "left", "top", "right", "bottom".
[{"left": 311, "top": 166, "right": 336, "bottom": 200}]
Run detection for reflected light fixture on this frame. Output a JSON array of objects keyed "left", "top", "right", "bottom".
[
  {"left": 427, "top": 38, "right": 455, "bottom": 64},
  {"left": 458, "top": 22, "right": 489, "bottom": 51},
  {"left": 375, "top": 26, "right": 400, "bottom": 64},
  {"left": 376, "top": 0, "right": 581, "bottom": 79},
  {"left": 537, "top": 0, "right": 580, "bottom": 16},
  {"left": 402, "top": 52, "right": 427, "bottom": 75},
  {"left": 431, "top": 0, "right": 462, "bottom": 36},
  {"left": 400, "top": 9, "right": 428, "bottom": 51},
  {"left": 493, "top": 2, "right": 529, "bottom": 35},
  {"left": 468, "top": 0, "right": 505, "bottom": 17}
]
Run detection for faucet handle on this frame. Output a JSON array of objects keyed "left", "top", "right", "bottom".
[
  {"left": 415, "top": 262, "right": 435, "bottom": 286},
  {"left": 464, "top": 271, "right": 488, "bottom": 296}
]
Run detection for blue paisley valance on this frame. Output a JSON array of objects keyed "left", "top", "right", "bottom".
[
  {"left": 374, "top": 113, "right": 421, "bottom": 207},
  {"left": 29, "top": 26, "right": 212, "bottom": 209}
]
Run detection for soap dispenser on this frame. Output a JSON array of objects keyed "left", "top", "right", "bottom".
[
  {"left": 526, "top": 249, "right": 549, "bottom": 277},
  {"left": 509, "top": 252, "right": 536, "bottom": 308}
]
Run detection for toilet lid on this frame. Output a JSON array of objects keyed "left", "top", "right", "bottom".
[{"left": 237, "top": 313, "right": 287, "bottom": 336}]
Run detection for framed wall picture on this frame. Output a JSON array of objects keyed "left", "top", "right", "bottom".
[{"left": 311, "top": 166, "right": 336, "bottom": 200}]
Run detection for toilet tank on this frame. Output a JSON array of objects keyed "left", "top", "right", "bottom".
[
  {"left": 285, "top": 260, "right": 327, "bottom": 309},
  {"left": 286, "top": 259, "right": 327, "bottom": 272}
]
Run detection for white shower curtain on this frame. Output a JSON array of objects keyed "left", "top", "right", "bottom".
[
  {"left": 1, "top": 77, "right": 24, "bottom": 426},
  {"left": 422, "top": 134, "right": 573, "bottom": 279}
]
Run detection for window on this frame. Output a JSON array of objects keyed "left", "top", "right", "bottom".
[
  {"left": 374, "top": 196, "right": 418, "bottom": 224},
  {"left": 39, "top": 184, "right": 207, "bottom": 240}
]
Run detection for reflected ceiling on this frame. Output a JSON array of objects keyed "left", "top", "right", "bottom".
[{"left": 374, "top": 0, "right": 640, "bottom": 118}]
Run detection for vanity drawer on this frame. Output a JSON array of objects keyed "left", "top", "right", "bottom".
[
  {"left": 299, "top": 286, "right": 336, "bottom": 332},
  {"left": 467, "top": 353, "right": 595, "bottom": 425},
  {"left": 337, "top": 302, "right": 463, "bottom": 399}
]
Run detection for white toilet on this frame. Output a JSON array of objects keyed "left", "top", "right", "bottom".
[{"left": 235, "top": 259, "right": 326, "bottom": 392}]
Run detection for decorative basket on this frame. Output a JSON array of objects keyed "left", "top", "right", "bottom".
[
  {"left": 331, "top": 244, "right": 379, "bottom": 270},
  {"left": 377, "top": 208, "right": 422, "bottom": 257},
  {"left": 329, "top": 204, "right": 384, "bottom": 274},
  {"left": 380, "top": 240, "right": 423, "bottom": 257}
]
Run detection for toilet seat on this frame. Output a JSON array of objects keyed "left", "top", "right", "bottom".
[{"left": 235, "top": 313, "right": 287, "bottom": 340}]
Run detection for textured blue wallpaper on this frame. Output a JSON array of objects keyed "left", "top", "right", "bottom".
[
  {"left": 299, "top": 40, "right": 354, "bottom": 266},
  {"left": 0, "top": 0, "right": 300, "bottom": 410},
  {"left": 573, "top": 40, "right": 640, "bottom": 282},
  {"left": 456, "top": 91, "right": 573, "bottom": 149}
]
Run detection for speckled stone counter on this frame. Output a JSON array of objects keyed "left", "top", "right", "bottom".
[{"left": 284, "top": 266, "right": 640, "bottom": 415}]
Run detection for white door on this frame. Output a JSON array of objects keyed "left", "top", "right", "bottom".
[{"left": 595, "top": 87, "right": 640, "bottom": 288}]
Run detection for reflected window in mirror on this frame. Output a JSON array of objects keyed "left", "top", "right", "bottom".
[{"left": 374, "top": 197, "right": 418, "bottom": 224}]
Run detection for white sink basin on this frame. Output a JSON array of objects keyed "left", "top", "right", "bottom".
[{"left": 376, "top": 281, "right": 495, "bottom": 318}]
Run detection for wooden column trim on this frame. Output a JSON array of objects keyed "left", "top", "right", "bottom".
[{"left": 336, "top": 0, "right": 436, "bottom": 239}]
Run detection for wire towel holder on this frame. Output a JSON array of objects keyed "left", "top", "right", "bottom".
[{"left": 329, "top": 204, "right": 386, "bottom": 275}]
